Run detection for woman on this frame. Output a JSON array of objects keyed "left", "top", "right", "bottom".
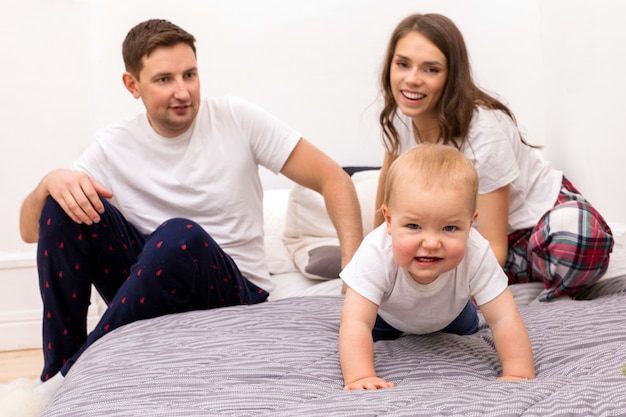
[{"left": 374, "top": 13, "right": 613, "bottom": 301}]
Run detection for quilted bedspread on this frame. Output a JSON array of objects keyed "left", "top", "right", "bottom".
[{"left": 42, "top": 279, "right": 626, "bottom": 416}]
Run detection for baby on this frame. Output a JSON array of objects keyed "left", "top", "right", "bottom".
[{"left": 339, "top": 143, "right": 535, "bottom": 390}]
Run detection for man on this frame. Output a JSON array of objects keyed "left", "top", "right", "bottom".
[{"left": 19, "top": 18, "right": 362, "bottom": 402}]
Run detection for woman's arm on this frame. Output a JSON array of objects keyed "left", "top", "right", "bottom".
[{"left": 475, "top": 185, "right": 510, "bottom": 266}]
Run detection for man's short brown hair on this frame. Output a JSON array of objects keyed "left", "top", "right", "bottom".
[{"left": 122, "top": 19, "right": 196, "bottom": 79}]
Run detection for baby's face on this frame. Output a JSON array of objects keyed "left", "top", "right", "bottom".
[{"left": 383, "top": 180, "right": 476, "bottom": 285}]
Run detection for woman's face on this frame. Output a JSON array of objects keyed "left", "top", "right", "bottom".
[{"left": 389, "top": 31, "right": 447, "bottom": 134}]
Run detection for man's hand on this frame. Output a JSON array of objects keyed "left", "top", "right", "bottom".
[
  {"left": 44, "top": 169, "right": 113, "bottom": 225},
  {"left": 20, "top": 169, "right": 114, "bottom": 243}
]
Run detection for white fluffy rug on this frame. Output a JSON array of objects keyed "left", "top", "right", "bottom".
[{"left": 0, "top": 378, "right": 49, "bottom": 417}]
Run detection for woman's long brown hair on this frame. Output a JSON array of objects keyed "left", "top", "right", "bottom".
[{"left": 379, "top": 13, "right": 534, "bottom": 157}]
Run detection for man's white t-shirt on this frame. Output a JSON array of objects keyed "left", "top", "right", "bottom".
[
  {"left": 75, "top": 95, "right": 301, "bottom": 292},
  {"left": 340, "top": 225, "right": 508, "bottom": 335}
]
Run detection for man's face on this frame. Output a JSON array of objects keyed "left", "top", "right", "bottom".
[{"left": 124, "top": 42, "right": 200, "bottom": 138}]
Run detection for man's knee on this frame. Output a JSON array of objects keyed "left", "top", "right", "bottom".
[
  {"left": 157, "top": 218, "right": 210, "bottom": 239},
  {"left": 39, "top": 197, "right": 75, "bottom": 237}
]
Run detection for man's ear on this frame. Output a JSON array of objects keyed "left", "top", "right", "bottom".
[{"left": 122, "top": 72, "right": 141, "bottom": 99}]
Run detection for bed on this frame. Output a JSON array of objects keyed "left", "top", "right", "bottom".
[{"left": 40, "top": 171, "right": 626, "bottom": 417}]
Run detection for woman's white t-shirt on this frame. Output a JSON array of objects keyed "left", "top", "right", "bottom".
[{"left": 395, "top": 107, "right": 563, "bottom": 232}]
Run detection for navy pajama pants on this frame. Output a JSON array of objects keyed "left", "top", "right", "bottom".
[
  {"left": 372, "top": 300, "right": 479, "bottom": 341},
  {"left": 37, "top": 197, "right": 268, "bottom": 381}
]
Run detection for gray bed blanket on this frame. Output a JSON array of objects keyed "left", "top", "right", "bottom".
[{"left": 42, "top": 279, "right": 626, "bottom": 416}]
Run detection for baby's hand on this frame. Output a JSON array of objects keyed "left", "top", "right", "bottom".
[
  {"left": 344, "top": 377, "right": 395, "bottom": 390},
  {"left": 497, "top": 375, "right": 532, "bottom": 381}
]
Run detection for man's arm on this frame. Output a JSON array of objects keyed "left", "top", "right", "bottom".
[
  {"left": 19, "top": 169, "right": 112, "bottom": 243},
  {"left": 280, "top": 138, "right": 363, "bottom": 268}
]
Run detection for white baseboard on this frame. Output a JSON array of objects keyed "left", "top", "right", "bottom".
[
  {"left": 0, "top": 308, "right": 103, "bottom": 352},
  {"left": 0, "top": 251, "right": 104, "bottom": 352},
  {"left": 0, "top": 310, "right": 43, "bottom": 351}
]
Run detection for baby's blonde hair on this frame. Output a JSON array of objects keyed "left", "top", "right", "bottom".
[{"left": 383, "top": 144, "right": 478, "bottom": 213}]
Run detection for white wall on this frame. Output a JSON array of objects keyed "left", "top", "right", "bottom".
[
  {"left": 0, "top": 0, "right": 626, "bottom": 253},
  {"left": 1, "top": 1, "right": 625, "bottom": 278}
]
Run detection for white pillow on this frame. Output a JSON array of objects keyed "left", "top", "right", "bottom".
[
  {"left": 283, "top": 169, "right": 380, "bottom": 280},
  {"left": 263, "top": 189, "right": 297, "bottom": 274}
]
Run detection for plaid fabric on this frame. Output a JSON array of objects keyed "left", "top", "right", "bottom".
[{"left": 504, "top": 177, "right": 614, "bottom": 301}]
